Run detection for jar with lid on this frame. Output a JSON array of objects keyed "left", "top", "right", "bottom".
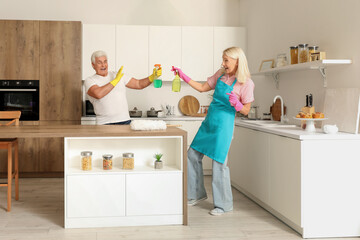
[
  {"left": 81, "top": 151, "right": 92, "bottom": 171},
  {"left": 290, "top": 46, "right": 298, "bottom": 64},
  {"left": 276, "top": 53, "right": 288, "bottom": 67},
  {"left": 262, "top": 113, "right": 271, "bottom": 120},
  {"left": 103, "top": 154, "right": 113, "bottom": 170},
  {"left": 298, "top": 44, "right": 309, "bottom": 63},
  {"left": 308, "top": 46, "right": 319, "bottom": 61},
  {"left": 123, "top": 152, "right": 134, "bottom": 170}
]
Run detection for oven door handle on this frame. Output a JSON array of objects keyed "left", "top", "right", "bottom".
[{"left": 0, "top": 89, "right": 38, "bottom": 92}]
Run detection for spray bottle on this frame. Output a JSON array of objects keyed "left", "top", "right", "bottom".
[{"left": 153, "top": 64, "right": 162, "bottom": 88}]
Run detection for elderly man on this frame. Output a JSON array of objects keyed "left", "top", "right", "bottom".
[{"left": 84, "top": 50, "right": 161, "bottom": 125}]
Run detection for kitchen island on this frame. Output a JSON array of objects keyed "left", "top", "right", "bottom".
[
  {"left": 229, "top": 119, "right": 360, "bottom": 238},
  {"left": 0, "top": 125, "right": 187, "bottom": 228}
]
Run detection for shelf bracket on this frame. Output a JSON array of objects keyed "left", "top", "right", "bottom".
[
  {"left": 319, "top": 67, "right": 327, "bottom": 87},
  {"left": 272, "top": 73, "right": 280, "bottom": 89}
]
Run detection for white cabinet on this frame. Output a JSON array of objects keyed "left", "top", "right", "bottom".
[
  {"left": 213, "top": 27, "right": 246, "bottom": 71},
  {"left": 126, "top": 173, "right": 182, "bottom": 216},
  {"left": 181, "top": 26, "right": 213, "bottom": 81},
  {"left": 116, "top": 25, "right": 149, "bottom": 78},
  {"left": 66, "top": 175, "right": 126, "bottom": 218},
  {"left": 149, "top": 26, "right": 182, "bottom": 81},
  {"left": 82, "top": 24, "right": 116, "bottom": 79},
  {"left": 64, "top": 136, "right": 184, "bottom": 228}
]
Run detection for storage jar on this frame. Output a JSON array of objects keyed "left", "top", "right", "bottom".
[
  {"left": 102, "top": 154, "right": 113, "bottom": 170},
  {"left": 123, "top": 152, "right": 134, "bottom": 169},
  {"left": 308, "top": 46, "right": 319, "bottom": 62},
  {"left": 298, "top": 44, "right": 309, "bottom": 63},
  {"left": 81, "top": 151, "right": 92, "bottom": 171},
  {"left": 290, "top": 46, "right": 298, "bottom": 64},
  {"left": 276, "top": 53, "right": 288, "bottom": 67}
]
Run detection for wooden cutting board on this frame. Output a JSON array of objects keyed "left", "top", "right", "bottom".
[
  {"left": 270, "top": 99, "right": 286, "bottom": 121},
  {"left": 178, "top": 95, "right": 200, "bottom": 116}
]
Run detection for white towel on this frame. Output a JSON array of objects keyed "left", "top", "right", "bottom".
[{"left": 130, "top": 120, "right": 167, "bottom": 131}]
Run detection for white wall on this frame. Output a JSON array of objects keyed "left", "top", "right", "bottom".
[
  {"left": 0, "top": 0, "right": 242, "bottom": 115},
  {"left": 239, "top": 0, "right": 360, "bottom": 126}
]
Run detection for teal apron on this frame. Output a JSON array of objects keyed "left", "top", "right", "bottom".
[{"left": 190, "top": 74, "right": 236, "bottom": 164}]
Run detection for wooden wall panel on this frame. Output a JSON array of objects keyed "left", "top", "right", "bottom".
[
  {"left": 0, "top": 20, "right": 39, "bottom": 80},
  {"left": 39, "top": 21, "right": 82, "bottom": 121}
]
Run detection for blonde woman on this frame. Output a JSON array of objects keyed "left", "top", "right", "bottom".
[{"left": 172, "top": 47, "right": 254, "bottom": 216}]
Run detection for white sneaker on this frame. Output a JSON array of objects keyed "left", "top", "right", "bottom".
[
  {"left": 187, "top": 197, "right": 207, "bottom": 206},
  {"left": 209, "top": 208, "right": 226, "bottom": 216}
]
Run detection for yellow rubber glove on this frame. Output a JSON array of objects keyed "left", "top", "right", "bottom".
[
  {"left": 148, "top": 67, "right": 162, "bottom": 83},
  {"left": 110, "top": 66, "right": 124, "bottom": 87}
]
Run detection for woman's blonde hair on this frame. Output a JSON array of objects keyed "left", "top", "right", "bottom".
[{"left": 222, "top": 47, "right": 250, "bottom": 83}]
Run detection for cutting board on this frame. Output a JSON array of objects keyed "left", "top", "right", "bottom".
[
  {"left": 178, "top": 95, "right": 200, "bottom": 116},
  {"left": 323, "top": 88, "right": 360, "bottom": 134},
  {"left": 270, "top": 99, "right": 287, "bottom": 121}
]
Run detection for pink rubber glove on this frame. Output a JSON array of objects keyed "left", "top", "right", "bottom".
[
  {"left": 226, "top": 91, "right": 244, "bottom": 111},
  {"left": 171, "top": 66, "right": 191, "bottom": 83}
]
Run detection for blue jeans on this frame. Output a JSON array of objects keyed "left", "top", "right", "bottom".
[
  {"left": 187, "top": 147, "right": 233, "bottom": 212},
  {"left": 105, "top": 120, "right": 131, "bottom": 125}
]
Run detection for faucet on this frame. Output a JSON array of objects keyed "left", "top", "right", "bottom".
[{"left": 273, "top": 95, "right": 284, "bottom": 123}]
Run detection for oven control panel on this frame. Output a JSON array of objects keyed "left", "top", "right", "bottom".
[{"left": 0, "top": 80, "right": 39, "bottom": 87}]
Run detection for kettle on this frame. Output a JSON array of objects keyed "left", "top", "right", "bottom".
[{"left": 248, "top": 106, "right": 259, "bottom": 120}]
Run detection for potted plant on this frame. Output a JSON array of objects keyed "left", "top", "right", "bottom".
[{"left": 154, "top": 153, "right": 163, "bottom": 169}]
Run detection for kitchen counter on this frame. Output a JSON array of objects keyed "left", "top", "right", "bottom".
[
  {"left": 235, "top": 118, "right": 360, "bottom": 140},
  {"left": 81, "top": 115, "right": 205, "bottom": 122}
]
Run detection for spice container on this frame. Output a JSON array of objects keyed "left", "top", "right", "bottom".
[
  {"left": 276, "top": 53, "right": 288, "bottom": 67},
  {"left": 290, "top": 46, "right": 298, "bottom": 64},
  {"left": 123, "top": 152, "right": 134, "bottom": 170},
  {"left": 298, "top": 44, "right": 309, "bottom": 63},
  {"left": 81, "top": 151, "right": 92, "bottom": 171},
  {"left": 308, "top": 46, "right": 319, "bottom": 61},
  {"left": 102, "top": 154, "right": 113, "bottom": 170}
]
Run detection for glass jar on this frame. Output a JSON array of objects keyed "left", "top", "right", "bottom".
[
  {"left": 81, "top": 151, "right": 92, "bottom": 171},
  {"left": 276, "top": 53, "right": 288, "bottom": 67},
  {"left": 290, "top": 46, "right": 298, "bottom": 64},
  {"left": 308, "top": 46, "right": 319, "bottom": 62},
  {"left": 262, "top": 113, "right": 271, "bottom": 120},
  {"left": 123, "top": 152, "right": 134, "bottom": 170},
  {"left": 103, "top": 154, "right": 113, "bottom": 170},
  {"left": 298, "top": 44, "right": 309, "bottom": 63}
]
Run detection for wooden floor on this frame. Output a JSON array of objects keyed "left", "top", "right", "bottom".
[{"left": 0, "top": 177, "right": 357, "bottom": 240}]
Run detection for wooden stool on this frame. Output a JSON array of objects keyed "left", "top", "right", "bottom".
[{"left": 0, "top": 111, "right": 21, "bottom": 212}]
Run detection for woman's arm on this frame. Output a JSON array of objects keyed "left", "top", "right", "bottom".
[
  {"left": 187, "top": 80, "right": 212, "bottom": 92},
  {"left": 239, "top": 102, "right": 251, "bottom": 115}
]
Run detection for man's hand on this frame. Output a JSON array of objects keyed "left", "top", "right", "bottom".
[
  {"left": 171, "top": 66, "right": 191, "bottom": 83},
  {"left": 148, "top": 67, "right": 162, "bottom": 83},
  {"left": 110, "top": 66, "right": 124, "bottom": 87},
  {"left": 226, "top": 91, "right": 243, "bottom": 111}
]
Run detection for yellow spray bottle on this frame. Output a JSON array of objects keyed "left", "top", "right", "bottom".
[{"left": 172, "top": 66, "right": 181, "bottom": 92}]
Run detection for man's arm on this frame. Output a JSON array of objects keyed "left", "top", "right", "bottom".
[{"left": 87, "top": 83, "right": 114, "bottom": 99}]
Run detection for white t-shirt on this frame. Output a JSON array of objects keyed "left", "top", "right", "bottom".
[{"left": 84, "top": 71, "right": 132, "bottom": 125}]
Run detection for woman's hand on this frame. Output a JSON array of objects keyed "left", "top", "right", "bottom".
[
  {"left": 171, "top": 66, "right": 191, "bottom": 83},
  {"left": 226, "top": 91, "right": 243, "bottom": 111}
]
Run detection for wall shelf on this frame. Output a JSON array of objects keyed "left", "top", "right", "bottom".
[{"left": 252, "top": 59, "right": 352, "bottom": 89}]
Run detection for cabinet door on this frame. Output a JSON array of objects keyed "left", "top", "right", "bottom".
[
  {"left": 149, "top": 26, "right": 181, "bottom": 81},
  {"left": 182, "top": 27, "right": 213, "bottom": 81},
  {"left": 67, "top": 175, "right": 126, "bottom": 218},
  {"left": 268, "top": 134, "right": 301, "bottom": 226},
  {"left": 40, "top": 21, "right": 82, "bottom": 121},
  {"left": 82, "top": 24, "right": 116, "bottom": 79},
  {"left": 0, "top": 20, "right": 39, "bottom": 80},
  {"left": 126, "top": 173, "right": 182, "bottom": 216},
  {"left": 213, "top": 27, "right": 246, "bottom": 71},
  {"left": 116, "top": 25, "right": 148, "bottom": 79},
  {"left": 228, "top": 127, "right": 269, "bottom": 204}
]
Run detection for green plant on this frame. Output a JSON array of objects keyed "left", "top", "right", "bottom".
[{"left": 154, "top": 153, "right": 163, "bottom": 162}]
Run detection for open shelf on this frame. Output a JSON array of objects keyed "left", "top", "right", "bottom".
[
  {"left": 67, "top": 165, "right": 182, "bottom": 175},
  {"left": 252, "top": 59, "right": 352, "bottom": 88}
]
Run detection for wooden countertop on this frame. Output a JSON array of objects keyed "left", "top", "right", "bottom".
[{"left": 0, "top": 125, "right": 187, "bottom": 138}]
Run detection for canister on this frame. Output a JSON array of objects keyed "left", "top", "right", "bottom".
[
  {"left": 290, "top": 46, "right": 298, "bottom": 64},
  {"left": 81, "top": 151, "right": 92, "bottom": 171},
  {"left": 102, "top": 154, "right": 113, "bottom": 170},
  {"left": 123, "top": 152, "right": 134, "bottom": 169},
  {"left": 308, "top": 46, "right": 319, "bottom": 62},
  {"left": 298, "top": 44, "right": 309, "bottom": 63}
]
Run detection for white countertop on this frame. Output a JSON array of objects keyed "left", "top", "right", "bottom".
[
  {"left": 81, "top": 115, "right": 205, "bottom": 121},
  {"left": 235, "top": 118, "right": 360, "bottom": 140}
]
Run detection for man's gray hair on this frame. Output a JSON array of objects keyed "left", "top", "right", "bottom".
[{"left": 91, "top": 50, "right": 107, "bottom": 64}]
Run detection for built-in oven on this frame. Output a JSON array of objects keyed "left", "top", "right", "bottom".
[{"left": 0, "top": 80, "right": 39, "bottom": 121}]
